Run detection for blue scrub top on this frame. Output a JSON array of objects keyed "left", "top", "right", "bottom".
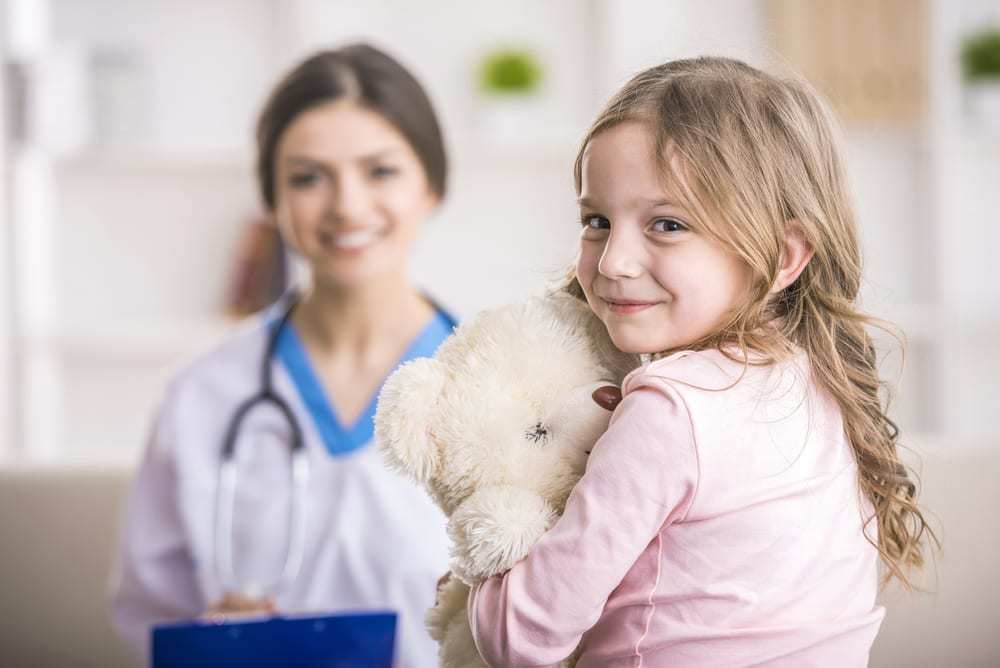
[{"left": 273, "top": 307, "right": 457, "bottom": 457}]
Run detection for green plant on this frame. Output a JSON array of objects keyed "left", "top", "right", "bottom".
[
  {"left": 961, "top": 27, "right": 1000, "bottom": 81},
  {"left": 478, "top": 48, "right": 542, "bottom": 95}
]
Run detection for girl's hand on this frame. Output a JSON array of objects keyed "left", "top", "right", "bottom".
[
  {"left": 202, "top": 592, "right": 276, "bottom": 621},
  {"left": 592, "top": 385, "right": 622, "bottom": 411}
]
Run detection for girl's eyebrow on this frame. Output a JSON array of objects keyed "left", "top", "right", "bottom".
[
  {"left": 643, "top": 197, "right": 684, "bottom": 208},
  {"left": 576, "top": 196, "right": 683, "bottom": 208}
]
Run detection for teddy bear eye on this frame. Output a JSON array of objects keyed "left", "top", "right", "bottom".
[{"left": 525, "top": 422, "right": 549, "bottom": 444}]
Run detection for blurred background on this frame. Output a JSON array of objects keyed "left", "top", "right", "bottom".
[{"left": 0, "top": 0, "right": 997, "bottom": 666}]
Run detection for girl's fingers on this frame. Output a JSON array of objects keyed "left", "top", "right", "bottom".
[{"left": 592, "top": 385, "right": 623, "bottom": 411}]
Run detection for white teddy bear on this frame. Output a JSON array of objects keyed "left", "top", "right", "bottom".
[{"left": 374, "top": 293, "right": 636, "bottom": 668}]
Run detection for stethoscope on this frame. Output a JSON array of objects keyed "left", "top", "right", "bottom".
[
  {"left": 213, "top": 290, "right": 456, "bottom": 597},
  {"left": 214, "top": 292, "right": 307, "bottom": 598}
]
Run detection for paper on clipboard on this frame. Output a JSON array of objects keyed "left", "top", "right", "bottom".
[{"left": 152, "top": 611, "right": 396, "bottom": 667}]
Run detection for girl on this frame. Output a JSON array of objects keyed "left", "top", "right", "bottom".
[
  {"left": 112, "top": 44, "right": 455, "bottom": 667},
  {"left": 469, "top": 57, "right": 932, "bottom": 667}
]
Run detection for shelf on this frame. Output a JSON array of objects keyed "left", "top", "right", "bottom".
[
  {"left": 902, "top": 432, "right": 1000, "bottom": 458},
  {"left": 43, "top": 141, "right": 582, "bottom": 177},
  {"left": 885, "top": 304, "right": 1000, "bottom": 344},
  {"left": 0, "top": 447, "right": 138, "bottom": 472},
  {"left": 50, "top": 148, "right": 253, "bottom": 176},
  {"left": 450, "top": 130, "right": 582, "bottom": 169},
  {"left": 22, "top": 315, "right": 239, "bottom": 360}
]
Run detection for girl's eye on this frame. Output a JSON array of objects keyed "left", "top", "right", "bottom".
[
  {"left": 288, "top": 172, "right": 319, "bottom": 188},
  {"left": 581, "top": 215, "right": 609, "bottom": 230},
  {"left": 370, "top": 165, "right": 399, "bottom": 180},
  {"left": 651, "top": 218, "right": 687, "bottom": 233}
]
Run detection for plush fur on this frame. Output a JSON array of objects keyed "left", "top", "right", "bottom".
[{"left": 375, "top": 293, "right": 636, "bottom": 667}]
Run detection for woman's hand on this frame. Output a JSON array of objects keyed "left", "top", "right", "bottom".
[
  {"left": 202, "top": 592, "right": 276, "bottom": 622},
  {"left": 592, "top": 385, "right": 622, "bottom": 411}
]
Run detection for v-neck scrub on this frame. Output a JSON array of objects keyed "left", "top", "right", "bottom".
[
  {"left": 111, "top": 301, "right": 458, "bottom": 668},
  {"left": 275, "top": 309, "right": 455, "bottom": 456}
]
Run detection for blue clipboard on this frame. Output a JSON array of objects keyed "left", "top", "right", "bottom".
[{"left": 152, "top": 611, "right": 396, "bottom": 667}]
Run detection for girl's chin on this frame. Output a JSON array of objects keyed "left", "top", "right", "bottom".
[
  {"left": 606, "top": 333, "right": 661, "bottom": 355},
  {"left": 604, "top": 323, "right": 684, "bottom": 355}
]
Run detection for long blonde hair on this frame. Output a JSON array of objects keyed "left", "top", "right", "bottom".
[{"left": 566, "top": 56, "right": 934, "bottom": 588}]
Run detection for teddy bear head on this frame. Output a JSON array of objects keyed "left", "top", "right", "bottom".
[{"left": 375, "top": 293, "right": 634, "bottom": 520}]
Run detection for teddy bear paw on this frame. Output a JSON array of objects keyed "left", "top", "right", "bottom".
[{"left": 448, "top": 486, "right": 557, "bottom": 582}]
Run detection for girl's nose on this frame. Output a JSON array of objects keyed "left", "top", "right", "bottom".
[{"left": 598, "top": 230, "right": 643, "bottom": 279}]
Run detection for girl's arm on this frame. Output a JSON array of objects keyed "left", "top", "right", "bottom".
[
  {"left": 468, "top": 384, "right": 699, "bottom": 667},
  {"left": 109, "top": 390, "right": 203, "bottom": 663}
]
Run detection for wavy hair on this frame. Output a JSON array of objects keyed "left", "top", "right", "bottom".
[{"left": 564, "top": 57, "right": 935, "bottom": 587}]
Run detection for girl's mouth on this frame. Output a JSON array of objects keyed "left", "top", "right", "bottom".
[{"left": 605, "top": 300, "right": 657, "bottom": 315}]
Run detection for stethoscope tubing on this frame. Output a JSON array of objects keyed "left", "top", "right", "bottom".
[{"left": 214, "top": 292, "right": 309, "bottom": 597}]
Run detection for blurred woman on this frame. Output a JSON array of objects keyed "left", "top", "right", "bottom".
[{"left": 111, "top": 43, "right": 455, "bottom": 667}]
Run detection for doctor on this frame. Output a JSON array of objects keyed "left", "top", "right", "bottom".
[{"left": 111, "top": 43, "right": 454, "bottom": 667}]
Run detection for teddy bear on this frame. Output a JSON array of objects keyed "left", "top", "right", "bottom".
[{"left": 374, "top": 292, "right": 637, "bottom": 667}]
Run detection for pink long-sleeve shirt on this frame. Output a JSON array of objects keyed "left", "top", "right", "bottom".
[{"left": 470, "top": 348, "right": 884, "bottom": 667}]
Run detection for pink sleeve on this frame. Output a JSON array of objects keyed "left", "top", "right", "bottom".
[{"left": 468, "top": 383, "right": 699, "bottom": 667}]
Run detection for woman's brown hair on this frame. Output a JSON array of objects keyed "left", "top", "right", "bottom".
[{"left": 256, "top": 43, "right": 447, "bottom": 210}]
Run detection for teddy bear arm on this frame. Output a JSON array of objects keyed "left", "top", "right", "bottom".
[{"left": 448, "top": 485, "right": 558, "bottom": 583}]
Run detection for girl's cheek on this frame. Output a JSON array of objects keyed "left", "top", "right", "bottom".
[{"left": 578, "top": 243, "right": 602, "bottom": 270}]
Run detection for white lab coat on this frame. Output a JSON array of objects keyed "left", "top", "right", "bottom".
[{"left": 110, "top": 316, "right": 450, "bottom": 667}]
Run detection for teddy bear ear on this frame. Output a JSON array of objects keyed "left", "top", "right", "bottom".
[{"left": 374, "top": 357, "right": 446, "bottom": 484}]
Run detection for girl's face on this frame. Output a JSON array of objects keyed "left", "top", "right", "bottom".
[
  {"left": 576, "top": 121, "right": 752, "bottom": 354},
  {"left": 273, "top": 101, "right": 439, "bottom": 288}
]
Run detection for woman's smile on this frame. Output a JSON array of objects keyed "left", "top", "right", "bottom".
[{"left": 317, "top": 224, "right": 389, "bottom": 253}]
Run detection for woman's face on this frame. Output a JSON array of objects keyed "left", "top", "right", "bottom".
[{"left": 272, "top": 101, "right": 439, "bottom": 288}]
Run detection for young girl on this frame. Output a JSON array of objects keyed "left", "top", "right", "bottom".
[{"left": 468, "top": 57, "right": 932, "bottom": 667}]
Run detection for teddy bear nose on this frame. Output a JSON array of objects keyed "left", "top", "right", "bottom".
[
  {"left": 526, "top": 423, "right": 548, "bottom": 443},
  {"left": 592, "top": 385, "right": 622, "bottom": 411}
]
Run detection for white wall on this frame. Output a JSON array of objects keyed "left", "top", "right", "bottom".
[
  {"left": 922, "top": 0, "right": 1000, "bottom": 440},
  {"left": 50, "top": 0, "right": 279, "bottom": 156},
  {"left": 596, "top": 0, "right": 773, "bottom": 90}
]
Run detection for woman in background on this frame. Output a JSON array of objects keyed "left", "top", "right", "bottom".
[{"left": 111, "top": 43, "right": 455, "bottom": 667}]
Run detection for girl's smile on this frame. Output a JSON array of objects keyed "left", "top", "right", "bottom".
[{"left": 601, "top": 298, "right": 661, "bottom": 315}]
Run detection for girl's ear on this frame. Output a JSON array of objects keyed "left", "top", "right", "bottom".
[
  {"left": 374, "top": 358, "right": 446, "bottom": 484},
  {"left": 770, "top": 219, "right": 815, "bottom": 294}
]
